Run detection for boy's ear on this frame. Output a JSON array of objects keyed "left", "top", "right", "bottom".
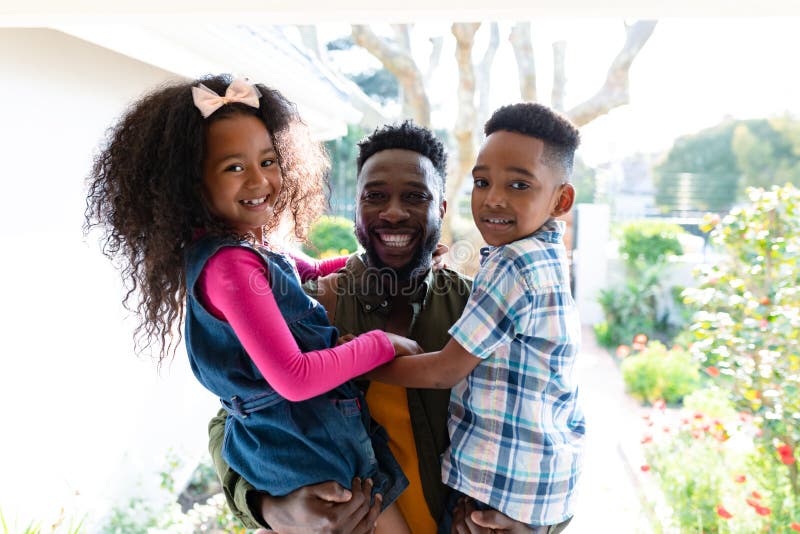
[{"left": 552, "top": 183, "right": 575, "bottom": 217}]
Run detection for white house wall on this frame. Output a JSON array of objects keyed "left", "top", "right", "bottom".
[{"left": 0, "top": 28, "right": 219, "bottom": 528}]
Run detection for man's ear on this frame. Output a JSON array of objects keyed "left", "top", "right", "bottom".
[{"left": 552, "top": 183, "right": 575, "bottom": 217}]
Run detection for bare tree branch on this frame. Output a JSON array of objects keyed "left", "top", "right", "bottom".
[
  {"left": 351, "top": 24, "right": 431, "bottom": 125},
  {"left": 424, "top": 36, "right": 444, "bottom": 85},
  {"left": 509, "top": 21, "right": 536, "bottom": 102},
  {"left": 566, "top": 20, "right": 657, "bottom": 126},
  {"left": 551, "top": 40, "right": 566, "bottom": 112}
]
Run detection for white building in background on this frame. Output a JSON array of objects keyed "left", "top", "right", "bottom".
[{"left": 0, "top": 25, "right": 381, "bottom": 529}]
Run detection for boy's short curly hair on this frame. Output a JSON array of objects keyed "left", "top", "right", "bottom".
[
  {"left": 356, "top": 120, "right": 447, "bottom": 198},
  {"left": 484, "top": 102, "right": 580, "bottom": 179},
  {"left": 85, "top": 74, "right": 329, "bottom": 363}
]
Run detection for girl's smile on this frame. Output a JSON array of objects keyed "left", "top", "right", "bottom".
[{"left": 202, "top": 113, "right": 282, "bottom": 240}]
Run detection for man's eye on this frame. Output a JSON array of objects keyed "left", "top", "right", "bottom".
[
  {"left": 225, "top": 164, "right": 244, "bottom": 172},
  {"left": 363, "top": 191, "right": 385, "bottom": 201},
  {"left": 473, "top": 179, "right": 488, "bottom": 188},
  {"left": 510, "top": 182, "right": 530, "bottom": 190},
  {"left": 406, "top": 192, "right": 430, "bottom": 201}
]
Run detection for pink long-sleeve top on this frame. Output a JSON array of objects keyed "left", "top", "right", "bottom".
[{"left": 197, "top": 247, "right": 394, "bottom": 402}]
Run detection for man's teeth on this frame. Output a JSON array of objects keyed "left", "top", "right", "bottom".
[
  {"left": 241, "top": 197, "right": 267, "bottom": 206},
  {"left": 486, "top": 218, "right": 512, "bottom": 224},
  {"left": 381, "top": 234, "right": 413, "bottom": 247}
]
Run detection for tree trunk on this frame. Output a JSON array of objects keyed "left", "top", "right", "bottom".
[
  {"left": 351, "top": 24, "right": 431, "bottom": 126},
  {"left": 509, "top": 22, "right": 537, "bottom": 102},
  {"left": 445, "top": 22, "right": 481, "bottom": 245},
  {"left": 565, "top": 20, "right": 657, "bottom": 126},
  {"left": 476, "top": 22, "right": 500, "bottom": 143},
  {"left": 551, "top": 40, "right": 567, "bottom": 112}
]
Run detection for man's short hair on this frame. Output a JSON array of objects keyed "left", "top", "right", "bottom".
[
  {"left": 356, "top": 120, "right": 447, "bottom": 198},
  {"left": 484, "top": 103, "right": 580, "bottom": 179}
]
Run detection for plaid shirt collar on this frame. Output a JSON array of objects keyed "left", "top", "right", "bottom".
[{"left": 479, "top": 218, "right": 564, "bottom": 266}]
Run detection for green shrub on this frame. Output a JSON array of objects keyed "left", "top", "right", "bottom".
[
  {"left": 684, "top": 184, "right": 800, "bottom": 496},
  {"left": 302, "top": 215, "right": 358, "bottom": 259},
  {"left": 617, "top": 220, "right": 685, "bottom": 269},
  {"left": 621, "top": 340, "right": 701, "bottom": 405}
]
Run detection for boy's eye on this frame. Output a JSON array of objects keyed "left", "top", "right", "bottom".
[
  {"left": 261, "top": 159, "right": 275, "bottom": 168},
  {"left": 473, "top": 178, "right": 488, "bottom": 188},
  {"left": 510, "top": 181, "right": 530, "bottom": 190}
]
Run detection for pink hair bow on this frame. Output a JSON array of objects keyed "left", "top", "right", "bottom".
[{"left": 191, "top": 78, "right": 261, "bottom": 118}]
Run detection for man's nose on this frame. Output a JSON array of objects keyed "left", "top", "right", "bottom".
[{"left": 379, "top": 198, "right": 409, "bottom": 223}]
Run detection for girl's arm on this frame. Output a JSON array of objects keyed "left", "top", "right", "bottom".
[
  {"left": 364, "top": 338, "right": 482, "bottom": 389},
  {"left": 290, "top": 249, "right": 349, "bottom": 282},
  {"left": 199, "top": 247, "right": 392, "bottom": 401}
]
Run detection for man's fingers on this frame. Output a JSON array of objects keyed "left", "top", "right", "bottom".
[{"left": 307, "top": 479, "right": 353, "bottom": 503}]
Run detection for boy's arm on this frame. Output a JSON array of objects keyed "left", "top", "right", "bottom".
[{"left": 365, "top": 338, "right": 481, "bottom": 389}]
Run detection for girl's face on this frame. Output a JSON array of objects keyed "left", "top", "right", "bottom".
[{"left": 202, "top": 114, "right": 282, "bottom": 240}]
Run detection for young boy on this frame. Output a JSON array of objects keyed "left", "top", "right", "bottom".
[{"left": 367, "top": 102, "right": 584, "bottom": 533}]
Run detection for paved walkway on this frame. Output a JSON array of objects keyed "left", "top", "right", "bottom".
[{"left": 567, "top": 326, "right": 654, "bottom": 533}]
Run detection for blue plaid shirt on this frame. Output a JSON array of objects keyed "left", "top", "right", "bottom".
[{"left": 442, "top": 219, "right": 585, "bottom": 526}]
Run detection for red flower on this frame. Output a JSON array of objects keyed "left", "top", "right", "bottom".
[
  {"left": 640, "top": 435, "right": 653, "bottom": 444},
  {"left": 640, "top": 465, "right": 650, "bottom": 472},
  {"left": 633, "top": 334, "right": 648, "bottom": 345},
  {"left": 747, "top": 497, "right": 761, "bottom": 508},
  {"left": 751, "top": 491, "right": 762, "bottom": 500},
  {"left": 632, "top": 341, "right": 646, "bottom": 351},
  {"left": 779, "top": 444, "right": 796, "bottom": 465},
  {"left": 653, "top": 399, "right": 666, "bottom": 410},
  {"left": 705, "top": 366, "right": 720, "bottom": 377},
  {"left": 790, "top": 523, "right": 800, "bottom": 532},
  {"left": 615, "top": 345, "right": 631, "bottom": 359},
  {"left": 755, "top": 505, "right": 771, "bottom": 516},
  {"left": 694, "top": 412, "right": 704, "bottom": 420},
  {"left": 734, "top": 474, "right": 746, "bottom": 483},
  {"left": 716, "top": 504, "right": 733, "bottom": 519}
]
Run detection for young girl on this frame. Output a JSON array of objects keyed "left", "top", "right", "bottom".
[{"left": 85, "top": 75, "right": 412, "bottom": 531}]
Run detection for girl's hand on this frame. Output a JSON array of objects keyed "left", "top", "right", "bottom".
[
  {"left": 337, "top": 334, "right": 356, "bottom": 345},
  {"left": 432, "top": 242, "right": 449, "bottom": 271},
  {"left": 384, "top": 332, "right": 423, "bottom": 357}
]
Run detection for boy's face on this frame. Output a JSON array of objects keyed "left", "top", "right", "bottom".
[{"left": 471, "top": 130, "right": 574, "bottom": 247}]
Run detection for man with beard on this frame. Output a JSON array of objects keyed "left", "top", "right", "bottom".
[{"left": 208, "top": 121, "right": 472, "bottom": 533}]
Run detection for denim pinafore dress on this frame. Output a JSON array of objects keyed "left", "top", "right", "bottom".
[{"left": 184, "top": 235, "right": 407, "bottom": 504}]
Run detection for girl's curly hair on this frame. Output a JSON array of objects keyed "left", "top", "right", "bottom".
[{"left": 85, "top": 74, "right": 330, "bottom": 365}]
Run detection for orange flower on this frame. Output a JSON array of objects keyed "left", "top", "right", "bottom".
[
  {"left": 733, "top": 474, "right": 746, "bottom": 483},
  {"left": 716, "top": 504, "right": 733, "bottom": 519},
  {"left": 705, "top": 366, "right": 721, "bottom": 377},
  {"left": 759, "top": 296, "right": 771, "bottom": 305},
  {"left": 633, "top": 334, "right": 648, "bottom": 345},
  {"left": 751, "top": 491, "right": 762, "bottom": 500},
  {"left": 782, "top": 455, "right": 796, "bottom": 465},
  {"left": 790, "top": 522, "right": 800, "bottom": 532},
  {"left": 653, "top": 399, "right": 666, "bottom": 410},
  {"left": 779, "top": 444, "right": 796, "bottom": 465},
  {"left": 632, "top": 342, "right": 646, "bottom": 351},
  {"left": 640, "top": 434, "right": 653, "bottom": 444}
]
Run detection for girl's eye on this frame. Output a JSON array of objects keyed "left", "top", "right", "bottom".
[
  {"left": 261, "top": 159, "right": 275, "bottom": 168},
  {"left": 225, "top": 164, "right": 244, "bottom": 172},
  {"left": 510, "top": 182, "right": 530, "bottom": 190},
  {"left": 473, "top": 179, "right": 488, "bottom": 188}
]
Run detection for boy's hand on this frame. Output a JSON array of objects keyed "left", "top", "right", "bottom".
[
  {"left": 257, "top": 477, "right": 380, "bottom": 534},
  {"left": 432, "top": 242, "right": 449, "bottom": 271},
  {"left": 384, "top": 332, "right": 423, "bottom": 357}
]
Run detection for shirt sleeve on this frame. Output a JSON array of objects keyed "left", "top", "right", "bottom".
[
  {"left": 198, "top": 247, "right": 393, "bottom": 401},
  {"left": 448, "top": 253, "right": 533, "bottom": 360},
  {"left": 290, "top": 250, "right": 349, "bottom": 282}
]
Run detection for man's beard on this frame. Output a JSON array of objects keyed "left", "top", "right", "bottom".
[{"left": 356, "top": 223, "right": 441, "bottom": 283}]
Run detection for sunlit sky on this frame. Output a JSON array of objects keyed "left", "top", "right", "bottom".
[{"left": 317, "top": 17, "right": 800, "bottom": 165}]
